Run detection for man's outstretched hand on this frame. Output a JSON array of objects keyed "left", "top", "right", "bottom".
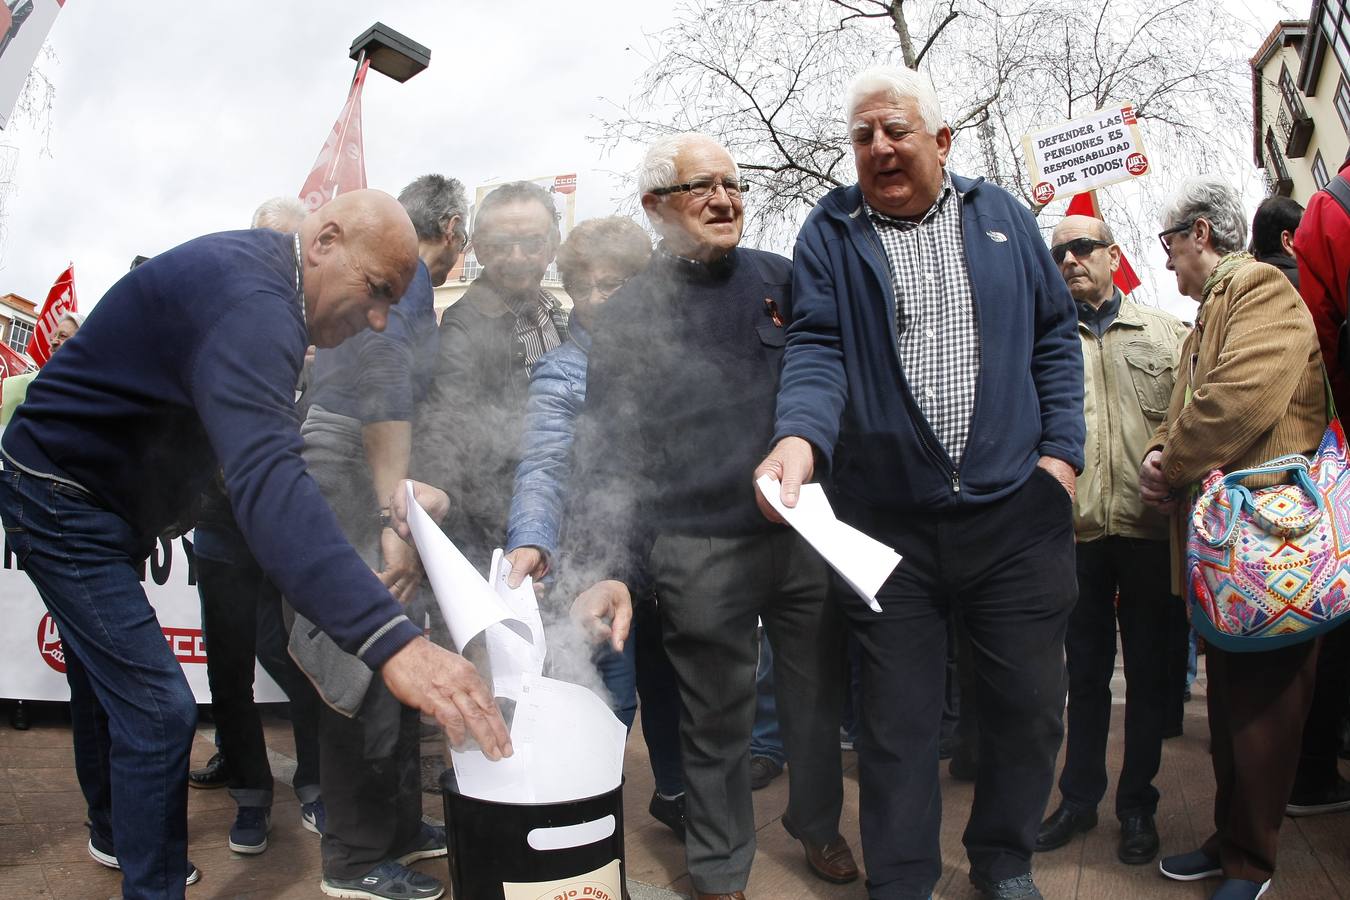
[
  {"left": 753, "top": 436, "right": 816, "bottom": 523},
  {"left": 571, "top": 580, "right": 633, "bottom": 653},
  {"left": 380, "top": 637, "right": 512, "bottom": 760}
]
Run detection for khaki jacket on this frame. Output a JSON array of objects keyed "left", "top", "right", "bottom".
[
  {"left": 1075, "top": 297, "right": 1189, "bottom": 542},
  {"left": 1149, "top": 259, "right": 1327, "bottom": 593}
]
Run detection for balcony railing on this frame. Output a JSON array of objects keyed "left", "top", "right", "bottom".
[{"left": 1263, "top": 126, "right": 1294, "bottom": 196}]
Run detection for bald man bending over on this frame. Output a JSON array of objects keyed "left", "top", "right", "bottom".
[{"left": 0, "top": 189, "right": 509, "bottom": 900}]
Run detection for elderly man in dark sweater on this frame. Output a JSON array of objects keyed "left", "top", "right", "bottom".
[
  {"left": 567, "top": 133, "right": 855, "bottom": 900},
  {"left": 0, "top": 190, "right": 509, "bottom": 900}
]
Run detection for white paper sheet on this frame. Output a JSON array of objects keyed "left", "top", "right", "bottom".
[
  {"left": 756, "top": 475, "right": 900, "bottom": 613},
  {"left": 403, "top": 482, "right": 532, "bottom": 652},
  {"left": 451, "top": 673, "right": 627, "bottom": 805},
  {"left": 482, "top": 550, "right": 548, "bottom": 701}
]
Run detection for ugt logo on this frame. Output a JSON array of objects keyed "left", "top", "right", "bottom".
[{"left": 37, "top": 612, "right": 65, "bottom": 673}]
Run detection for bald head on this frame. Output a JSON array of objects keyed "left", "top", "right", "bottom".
[
  {"left": 298, "top": 189, "right": 420, "bottom": 348},
  {"left": 1050, "top": 214, "right": 1120, "bottom": 307}
]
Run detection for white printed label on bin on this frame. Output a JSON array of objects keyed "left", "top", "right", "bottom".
[{"left": 501, "top": 858, "right": 622, "bottom": 900}]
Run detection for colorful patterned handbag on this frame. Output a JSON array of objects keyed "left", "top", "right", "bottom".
[{"left": 1187, "top": 419, "right": 1350, "bottom": 651}]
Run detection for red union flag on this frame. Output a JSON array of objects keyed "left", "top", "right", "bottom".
[
  {"left": 1064, "top": 190, "right": 1142, "bottom": 295},
  {"left": 27, "top": 264, "right": 77, "bottom": 367},
  {"left": 298, "top": 59, "right": 370, "bottom": 212},
  {"left": 0, "top": 340, "right": 31, "bottom": 379}
]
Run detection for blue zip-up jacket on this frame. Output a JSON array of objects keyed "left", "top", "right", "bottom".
[
  {"left": 773, "top": 174, "right": 1084, "bottom": 513},
  {"left": 2, "top": 229, "right": 421, "bottom": 669},
  {"left": 505, "top": 320, "right": 592, "bottom": 557}
]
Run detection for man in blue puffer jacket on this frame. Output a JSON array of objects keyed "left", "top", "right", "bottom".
[{"left": 756, "top": 66, "right": 1084, "bottom": 900}]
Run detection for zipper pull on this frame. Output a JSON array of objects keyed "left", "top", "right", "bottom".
[{"left": 951, "top": 473, "right": 961, "bottom": 493}]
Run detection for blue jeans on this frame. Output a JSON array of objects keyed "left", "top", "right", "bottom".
[
  {"left": 0, "top": 467, "right": 197, "bottom": 898},
  {"left": 750, "top": 631, "right": 785, "bottom": 763},
  {"left": 594, "top": 637, "right": 639, "bottom": 729}
]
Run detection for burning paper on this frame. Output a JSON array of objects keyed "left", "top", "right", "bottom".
[{"left": 756, "top": 474, "right": 900, "bottom": 612}]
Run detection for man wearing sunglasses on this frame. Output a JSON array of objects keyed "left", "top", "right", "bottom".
[
  {"left": 1035, "top": 215, "right": 1189, "bottom": 869},
  {"left": 414, "top": 181, "right": 568, "bottom": 571}
]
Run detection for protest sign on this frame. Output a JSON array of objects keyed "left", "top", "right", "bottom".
[{"left": 1022, "top": 104, "right": 1150, "bottom": 206}]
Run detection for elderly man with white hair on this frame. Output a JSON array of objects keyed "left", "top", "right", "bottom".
[
  {"left": 567, "top": 132, "right": 856, "bottom": 899},
  {"left": 756, "top": 67, "right": 1084, "bottom": 899}
]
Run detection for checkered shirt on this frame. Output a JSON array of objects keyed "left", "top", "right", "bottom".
[{"left": 867, "top": 171, "right": 980, "bottom": 465}]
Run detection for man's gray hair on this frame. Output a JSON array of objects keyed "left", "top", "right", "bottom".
[
  {"left": 844, "top": 66, "right": 944, "bottom": 135},
  {"left": 1161, "top": 176, "right": 1248, "bottom": 254},
  {"left": 473, "top": 180, "right": 561, "bottom": 240},
  {"left": 398, "top": 174, "right": 469, "bottom": 242},
  {"left": 637, "top": 132, "right": 738, "bottom": 195},
  {"left": 251, "top": 196, "right": 308, "bottom": 232}
]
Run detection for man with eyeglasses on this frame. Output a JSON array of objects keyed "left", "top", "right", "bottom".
[
  {"left": 1034, "top": 214, "right": 1189, "bottom": 868},
  {"left": 754, "top": 65, "right": 1084, "bottom": 900},
  {"left": 414, "top": 180, "right": 568, "bottom": 571},
  {"left": 565, "top": 132, "right": 855, "bottom": 900}
]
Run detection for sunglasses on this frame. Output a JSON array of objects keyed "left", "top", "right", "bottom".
[
  {"left": 1050, "top": 237, "right": 1109, "bottom": 264},
  {"left": 1157, "top": 221, "right": 1194, "bottom": 259}
]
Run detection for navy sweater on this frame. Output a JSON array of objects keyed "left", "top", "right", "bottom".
[
  {"left": 775, "top": 175, "right": 1085, "bottom": 513},
  {"left": 568, "top": 246, "right": 789, "bottom": 585},
  {"left": 2, "top": 229, "right": 421, "bottom": 668}
]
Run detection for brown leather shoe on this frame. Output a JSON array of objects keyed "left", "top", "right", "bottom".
[
  {"left": 783, "top": 817, "right": 860, "bottom": 884},
  {"left": 693, "top": 893, "right": 746, "bottom": 899}
]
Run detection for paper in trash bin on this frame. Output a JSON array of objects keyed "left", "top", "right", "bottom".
[
  {"left": 451, "top": 673, "right": 627, "bottom": 804},
  {"left": 755, "top": 474, "right": 900, "bottom": 612},
  {"left": 483, "top": 550, "right": 548, "bottom": 701}
]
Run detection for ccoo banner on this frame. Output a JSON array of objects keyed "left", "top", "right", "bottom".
[
  {"left": 1021, "top": 103, "right": 1150, "bottom": 207},
  {"left": 0, "top": 0, "right": 64, "bottom": 131},
  {"left": 0, "top": 531, "right": 286, "bottom": 702}
]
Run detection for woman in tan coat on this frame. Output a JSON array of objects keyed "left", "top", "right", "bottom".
[{"left": 1139, "top": 176, "right": 1326, "bottom": 900}]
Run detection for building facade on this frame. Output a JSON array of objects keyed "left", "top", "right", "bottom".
[
  {"left": 0, "top": 293, "right": 37, "bottom": 362},
  {"left": 1252, "top": 2, "right": 1350, "bottom": 203}
]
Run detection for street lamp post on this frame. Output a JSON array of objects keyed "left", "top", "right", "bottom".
[{"left": 349, "top": 22, "right": 431, "bottom": 84}]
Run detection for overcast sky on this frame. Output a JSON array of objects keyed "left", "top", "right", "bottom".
[{"left": 0, "top": 0, "right": 1300, "bottom": 320}]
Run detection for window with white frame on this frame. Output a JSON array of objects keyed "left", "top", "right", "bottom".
[{"left": 6, "top": 319, "right": 33, "bottom": 354}]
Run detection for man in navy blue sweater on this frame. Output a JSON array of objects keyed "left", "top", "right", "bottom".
[
  {"left": 756, "top": 67, "right": 1084, "bottom": 900},
  {"left": 569, "top": 133, "right": 856, "bottom": 900},
  {"left": 0, "top": 189, "right": 509, "bottom": 899}
]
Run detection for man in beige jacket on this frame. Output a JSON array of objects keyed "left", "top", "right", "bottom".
[{"left": 1035, "top": 215, "right": 1190, "bottom": 867}]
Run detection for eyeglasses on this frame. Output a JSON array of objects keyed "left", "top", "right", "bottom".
[
  {"left": 474, "top": 235, "right": 552, "bottom": 256},
  {"left": 1049, "top": 237, "right": 1110, "bottom": 264},
  {"left": 649, "top": 178, "right": 748, "bottom": 199},
  {"left": 566, "top": 277, "right": 629, "bottom": 299},
  {"left": 1157, "top": 221, "right": 1194, "bottom": 259}
]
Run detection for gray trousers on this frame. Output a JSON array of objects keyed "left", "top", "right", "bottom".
[{"left": 650, "top": 529, "right": 845, "bottom": 894}]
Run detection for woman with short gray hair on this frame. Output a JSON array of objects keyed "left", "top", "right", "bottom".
[{"left": 1141, "top": 175, "right": 1326, "bottom": 900}]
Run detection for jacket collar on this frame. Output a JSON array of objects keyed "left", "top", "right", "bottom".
[
  {"left": 460, "top": 276, "right": 556, "bottom": 320},
  {"left": 834, "top": 171, "right": 985, "bottom": 222}
]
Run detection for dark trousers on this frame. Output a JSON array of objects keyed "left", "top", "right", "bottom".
[
  {"left": 1203, "top": 639, "right": 1320, "bottom": 882},
  {"left": 319, "top": 692, "right": 424, "bottom": 878},
  {"left": 846, "top": 468, "right": 1076, "bottom": 899},
  {"left": 1058, "top": 537, "right": 1183, "bottom": 818},
  {"left": 633, "top": 590, "right": 686, "bottom": 797},
  {"left": 1293, "top": 622, "right": 1350, "bottom": 797},
  {"left": 650, "top": 529, "right": 844, "bottom": 894},
  {"left": 197, "top": 549, "right": 322, "bottom": 808}
]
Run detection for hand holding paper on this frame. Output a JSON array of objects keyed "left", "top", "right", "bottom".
[{"left": 755, "top": 474, "right": 899, "bottom": 612}]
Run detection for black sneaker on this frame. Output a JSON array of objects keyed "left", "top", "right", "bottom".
[
  {"left": 648, "top": 790, "right": 686, "bottom": 840},
  {"left": 188, "top": 752, "right": 230, "bottom": 789},
  {"left": 1159, "top": 848, "right": 1222, "bottom": 881},
  {"left": 393, "top": 823, "right": 447, "bottom": 865},
  {"left": 969, "top": 872, "right": 1043, "bottom": 899},
  {"left": 1210, "top": 878, "right": 1271, "bottom": 899},
  {"left": 320, "top": 860, "right": 443, "bottom": 899},
  {"left": 228, "top": 806, "right": 271, "bottom": 855},
  {"left": 750, "top": 755, "right": 784, "bottom": 790},
  {"left": 1286, "top": 777, "right": 1350, "bottom": 817},
  {"left": 87, "top": 833, "right": 200, "bottom": 885}
]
